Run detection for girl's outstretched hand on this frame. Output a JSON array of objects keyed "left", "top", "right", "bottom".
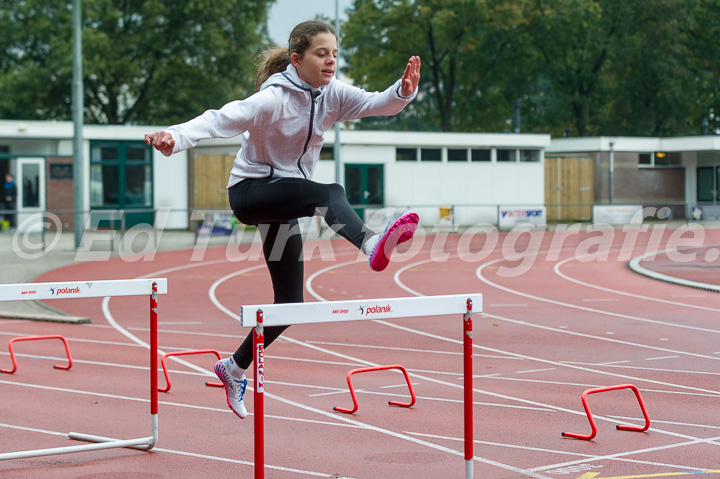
[
  {"left": 144, "top": 131, "right": 175, "bottom": 155},
  {"left": 400, "top": 56, "right": 421, "bottom": 98}
]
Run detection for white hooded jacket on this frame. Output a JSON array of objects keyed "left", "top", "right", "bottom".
[{"left": 165, "top": 64, "right": 417, "bottom": 188}]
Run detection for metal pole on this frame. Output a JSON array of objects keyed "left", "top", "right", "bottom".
[
  {"left": 333, "top": 0, "right": 342, "bottom": 185},
  {"left": 609, "top": 141, "right": 615, "bottom": 205},
  {"left": 72, "top": 0, "right": 84, "bottom": 248}
]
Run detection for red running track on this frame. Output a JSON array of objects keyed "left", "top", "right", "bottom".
[{"left": 1, "top": 226, "right": 719, "bottom": 479}]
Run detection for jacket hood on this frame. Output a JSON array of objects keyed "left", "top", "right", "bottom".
[{"left": 261, "top": 64, "right": 328, "bottom": 97}]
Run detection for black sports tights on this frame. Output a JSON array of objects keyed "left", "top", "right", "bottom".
[{"left": 228, "top": 177, "right": 374, "bottom": 370}]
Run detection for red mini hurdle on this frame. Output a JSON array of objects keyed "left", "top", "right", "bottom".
[
  {"left": 159, "top": 349, "right": 224, "bottom": 393},
  {"left": 562, "top": 384, "right": 651, "bottom": 441},
  {"left": 1, "top": 335, "right": 73, "bottom": 374},
  {"left": 333, "top": 364, "right": 416, "bottom": 414}
]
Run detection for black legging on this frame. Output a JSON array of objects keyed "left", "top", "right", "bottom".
[{"left": 228, "top": 177, "right": 375, "bottom": 370}]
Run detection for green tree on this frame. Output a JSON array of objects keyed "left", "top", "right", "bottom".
[
  {"left": 0, "top": 0, "right": 273, "bottom": 125},
  {"left": 598, "top": 0, "right": 699, "bottom": 136},
  {"left": 342, "top": 0, "right": 529, "bottom": 132},
  {"left": 523, "top": 0, "right": 632, "bottom": 137},
  {"left": 687, "top": 0, "right": 720, "bottom": 135}
]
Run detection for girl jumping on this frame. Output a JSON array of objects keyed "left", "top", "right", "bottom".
[{"left": 145, "top": 19, "right": 421, "bottom": 419}]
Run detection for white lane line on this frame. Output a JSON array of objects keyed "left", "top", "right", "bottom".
[
  {"left": 558, "top": 361, "right": 720, "bottom": 377},
  {"left": 529, "top": 435, "right": 720, "bottom": 473},
  {"left": 554, "top": 255, "right": 720, "bottom": 312},
  {"left": 478, "top": 257, "right": 720, "bottom": 335},
  {"left": 477, "top": 312, "right": 720, "bottom": 395},
  {"left": 0, "top": 379, "right": 366, "bottom": 430},
  {"left": 0, "top": 422, "right": 357, "bottom": 478},
  {"left": 406, "top": 431, "right": 713, "bottom": 473},
  {"left": 608, "top": 416, "right": 720, "bottom": 429},
  {"left": 305, "top": 340, "right": 522, "bottom": 360}
]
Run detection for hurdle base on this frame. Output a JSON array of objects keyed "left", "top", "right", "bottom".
[
  {"left": 0, "top": 434, "right": 156, "bottom": 461},
  {"left": 0, "top": 413, "right": 159, "bottom": 460}
]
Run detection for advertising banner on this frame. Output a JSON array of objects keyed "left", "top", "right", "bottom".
[{"left": 498, "top": 206, "right": 547, "bottom": 228}]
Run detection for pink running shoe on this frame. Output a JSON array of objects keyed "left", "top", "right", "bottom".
[{"left": 368, "top": 212, "right": 419, "bottom": 272}]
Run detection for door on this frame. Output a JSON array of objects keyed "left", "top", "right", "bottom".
[
  {"left": 544, "top": 156, "right": 594, "bottom": 222},
  {"left": 344, "top": 164, "right": 384, "bottom": 219},
  {"left": 697, "top": 166, "right": 718, "bottom": 203},
  {"left": 16, "top": 158, "right": 46, "bottom": 232},
  {"left": 192, "top": 154, "right": 235, "bottom": 209}
]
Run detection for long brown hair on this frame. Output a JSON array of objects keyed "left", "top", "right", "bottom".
[{"left": 255, "top": 20, "right": 337, "bottom": 90}]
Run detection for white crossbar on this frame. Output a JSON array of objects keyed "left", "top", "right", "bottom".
[
  {"left": 0, "top": 278, "right": 168, "bottom": 302},
  {"left": 240, "top": 293, "right": 482, "bottom": 327}
]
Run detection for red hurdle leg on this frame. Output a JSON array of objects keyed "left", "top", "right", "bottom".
[
  {"left": 1, "top": 335, "right": 73, "bottom": 374},
  {"left": 254, "top": 310, "right": 265, "bottom": 479},
  {"left": 158, "top": 349, "right": 223, "bottom": 393},
  {"left": 463, "top": 298, "right": 474, "bottom": 478},
  {"left": 333, "top": 364, "right": 416, "bottom": 414},
  {"left": 562, "top": 384, "right": 651, "bottom": 441}
]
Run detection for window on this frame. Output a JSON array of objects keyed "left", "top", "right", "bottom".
[
  {"left": 90, "top": 141, "right": 153, "bottom": 226},
  {"left": 654, "top": 152, "right": 681, "bottom": 166},
  {"left": 520, "top": 150, "right": 540, "bottom": 162},
  {"left": 471, "top": 149, "right": 491, "bottom": 162},
  {"left": 421, "top": 148, "right": 442, "bottom": 162},
  {"left": 448, "top": 149, "right": 468, "bottom": 162},
  {"left": 497, "top": 149, "right": 515, "bottom": 162},
  {"left": 639, "top": 152, "right": 682, "bottom": 167},
  {"left": 319, "top": 146, "right": 334, "bottom": 160},
  {"left": 0, "top": 145, "right": 9, "bottom": 154},
  {"left": 396, "top": 148, "right": 417, "bottom": 162}
]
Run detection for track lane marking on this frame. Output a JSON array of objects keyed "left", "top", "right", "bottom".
[{"left": 554, "top": 256, "right": 720, "bottom": 313}]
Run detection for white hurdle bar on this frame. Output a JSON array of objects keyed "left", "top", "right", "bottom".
[
  {"left": 240, "top": 293, "right": 482, "bottom": 479},
  {"left": 0, "top": 278, "right": 168, "bottom": 460}
]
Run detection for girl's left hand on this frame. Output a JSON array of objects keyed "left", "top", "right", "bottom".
[{"left": 401, "top": 56, "right": 421, "bottom": 97}]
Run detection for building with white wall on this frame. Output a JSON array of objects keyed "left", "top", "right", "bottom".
[{"left": 0, "top": 119, "right": 550, "bottom": 231}]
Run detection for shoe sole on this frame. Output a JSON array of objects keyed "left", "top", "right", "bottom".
[
  {"left": 215, "top": 362, "right": 247, "bottom": 419},
  {"left": 369, "top": 212, "right": 419, "bottom": 272}
]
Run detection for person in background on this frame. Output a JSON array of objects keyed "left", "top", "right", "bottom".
[{"left": 3, "top": 173, "right": 17, "bottom": 230}]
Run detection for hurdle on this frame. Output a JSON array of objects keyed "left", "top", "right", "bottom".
[
  {"left": 1, "top": 335, "right": 73, "bottom": 374},
  {"left": 240, "top": 293, "right": 481, "bottom": 479},
  {"left": 0, "top": 278, "right": 167, "bottom": 460}
]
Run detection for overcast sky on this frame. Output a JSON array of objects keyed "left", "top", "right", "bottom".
[{"left": 267, "top": 0, "right": 354, "bottom": 45}]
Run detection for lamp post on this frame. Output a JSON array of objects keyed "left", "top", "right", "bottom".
[
  {"left": 72, "top": 0, "right": 84, "bottom": 248},
  {"left": 333, "top": 0, "right": 342, "bottom": 185}
]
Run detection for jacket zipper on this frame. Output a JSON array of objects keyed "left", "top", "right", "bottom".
[{"left": 297, "top": 90, "right": 321, "bottom": 179}]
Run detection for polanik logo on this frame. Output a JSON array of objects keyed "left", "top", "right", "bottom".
[
  {"left": 358, "top": 304, "right": 393, "bottom": 316},
  {"left": 49, "top": 286, "right": 82, "bottom": 296}
]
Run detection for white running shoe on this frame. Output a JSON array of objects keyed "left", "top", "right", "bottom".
[{"left": 214, "top": 358, "right": 248, "bottom": 419}]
